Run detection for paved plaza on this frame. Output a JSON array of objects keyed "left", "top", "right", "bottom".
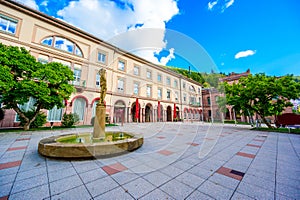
[{"left": 0, "top": 122, "right": 299, "bottom": 200}]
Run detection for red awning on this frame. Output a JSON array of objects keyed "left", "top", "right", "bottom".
[
  {"left": 135, "top": 98, "right": 139, "bottom": 120},
  {"left": 173, "top": 103, "right": 177, "bottom": 119},
  {"left": 158, "top": 101, "right": 161, "bottom": 120}
]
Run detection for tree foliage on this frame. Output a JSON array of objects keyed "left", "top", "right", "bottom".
[
  {"left": 224, "top": 73, "right": 300, "bottom": 128},
  {"left": 0, "top": 43, "right": 75, "bottom": 130},
  {"left": 166, "top": 66, "right": 224, "bottom": 88}
]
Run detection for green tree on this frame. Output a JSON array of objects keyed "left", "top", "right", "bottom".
[
  {"left": 224, "top": 73, "right": 300, "bottom": 128},
  {"left": 0, "top": 43, "right": 74, "bottom": 130}
]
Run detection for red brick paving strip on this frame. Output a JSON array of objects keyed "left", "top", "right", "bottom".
[
  {"left": 7, "top": 146, "right": 27, "bottom": 151},
  {"left": 0, "top": 160, "right": 22, "bottom": 170},
  {"left": 236, "top": 152, "right": 256, "bottom": 159},
  {"left": 0, "top": 196, "right": 8, "bottom": 200},
  {"left": 246, "top": 144, "right": 261, "bottom": 148},
  {"left": 187, "top": 143, "right": 199, "bottom": 146},
  {"left": 158, "top": 150, "right": 174, "bottom": 156},
  {"left": 157, "top": 136, "right": 166, "bottom": 139},
  {"left": 102, "top": 162, "right": 128, "bottom": 175},
  {"left": 15, "top": 138, "right": 30, "bottom": 141},
  {"left": 216, "top": 166, "right": 244, "bottom": 181}
]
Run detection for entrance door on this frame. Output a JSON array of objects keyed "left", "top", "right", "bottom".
[{"left": 167, "top": 106, "right": 172, "bottom": 121}]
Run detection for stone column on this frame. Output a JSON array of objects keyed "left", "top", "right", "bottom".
[{"left": 93, "top": 105, "right": 106, "bottom": 139}]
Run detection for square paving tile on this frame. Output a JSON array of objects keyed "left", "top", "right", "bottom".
[
  {"left": 175, "top": 172, "right": 205, "bottom": 189},
  {"left": 186, "top": 190, "right": 215, "bottom": 200},
  {"left": 50, "top": 175, "right": 83, "bottom": 196},
  {"left": 139, "top": 188, "right": 175, "bottom": 200},
  {"left": 51, "top": 185, "right": 91, "bottom": 200},
  {"left": 9, "top": 184, "right": 49, "bottom": 200},
  {"left": 94, "top": 186, "right": 134, "bottom": 200},
  {"left": 123, "top": 177, "right": 156, "bottom": 199},
  {"left": 11, "top": 174, "right": 48, "bottom": 194},
  {"left": 197, "top": 180, "right": 235, "bottom": 200},
  {"left": 79, "top": 168, "right": 107, "bottom": 184},
  {"left": 143, "top": 171, "right": 171, "bottom": 187},
  {"left": 86, "top": 176, "right": 119, "bottom": 197},
  {"left": 160, "top": 179, "right": 194, "bottom": 199},
  {"left": 102, "top": 162, "right": 128, "bottom": 175},
  {"left": 238, "top": 181, "right": 275, "bottom": 199}
]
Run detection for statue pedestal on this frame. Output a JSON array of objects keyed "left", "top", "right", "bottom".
[{"left": 93, "top": 105, "right": 106, "bottom": 139}]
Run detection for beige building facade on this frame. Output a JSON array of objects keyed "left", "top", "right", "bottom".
[{"left": 0, "top": 0, "right": 203, "bottom": 127}]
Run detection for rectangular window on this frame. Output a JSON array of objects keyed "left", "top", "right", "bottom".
[
  {"left": 207, "top": 97, "right": 211, "bottom": 105},
  {"left": 118, "top": 60, "right": 125, "bottom": 71},
  {"left": 174, "top": 80, "right": 178, "bottom": 88},
  {"left": 146, "top": 85, "right": 152, "bottom": 97},
  {"left": 175, "top": 92, "right": 179, "bottom": 101},
  {"left": 183, "top": 82, "right": 186, "bottom": 89},
  {"left": 183, "top": 93, "right": 187, "bottom": 102},
  {"left": 0, "top": 15, "right": 18, "bottom": 35},
  {"left": 96, "top": 73, "right": 100, "bottom": 87},
  {"left": 117, "top": 78, "right": 124, "bottom": 93},
  {"left": 133, "top": 66, "right": 140, "bottom": 76},
  {"left": 167, "top": 90, "right": 171, "bottom": 100},
  {"left": 190, "top": 96, "right": 196, "bottom": 105},
  {"left": 146, "top": 70, "right": 152, "bottom": 79},
  {"left": 157, "top": 74, "right": 162, "bottom": 82},
  {"left": 157, "top": 88, "right": 162, "bottom": 99},
  {"left": 73, "top": 69, "right": 81, "bottom": 86},
  {"left": 198, "top": 87, "right": 201, "bottom": 94},
  {"left": 98, "top": 52, "right": 106, "bottom": 63},
  {"left": 166, "top": 77, "right": 171, "bottom": 85},
  {"left": 37, "top": 55, "right": 49, "bottom": 64},
  {"left": 133, "top": 82, "right": 139, "bottom": 95}
]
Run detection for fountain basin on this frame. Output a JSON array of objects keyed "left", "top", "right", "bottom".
[{"left": 38, "top": 132, "right": 143, "bottom": 158}]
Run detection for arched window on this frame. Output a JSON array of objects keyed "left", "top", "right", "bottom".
[
  {"left": 73, "top": 97, "right": 86, "bottom": 121},
  {"left": 41, "top": 36, "right": 83, "bottom": 57},
  {"left": 47, "top": 105, "right": 63, "bottom": 122}
]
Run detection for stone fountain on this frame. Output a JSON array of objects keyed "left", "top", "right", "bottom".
[{"left": 38, "top": 69, "right": 143, "bottom": 158}]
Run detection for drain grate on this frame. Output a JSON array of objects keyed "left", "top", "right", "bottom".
[{"left": 230, "top": 169, "right": 245, "bottom": 177}]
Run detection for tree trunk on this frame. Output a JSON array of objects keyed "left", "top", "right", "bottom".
[
  {"left": 23, "top": 122, "right": 30, "bottom": 131},
  {"left": 261, "top": 117, "right": 273, "bottom": 129}
]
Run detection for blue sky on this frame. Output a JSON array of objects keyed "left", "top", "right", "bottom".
[{"left": 23, "top": 0, "right": 300, "bottom": 76}]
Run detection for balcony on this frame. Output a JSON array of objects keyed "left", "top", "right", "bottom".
[
  {"left": 189, "top": 102, "right": 201, "bottom": 107},
  {"left": 72, "top": 80, "right": 86, "bottom": 87}
]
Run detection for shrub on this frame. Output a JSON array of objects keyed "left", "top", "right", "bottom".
[
  {"left": 19, "top": 110, "right": 47, "bottom": 128},
  {"left": 61, "top": 113, "right": 79, "bottom": 128},
  {"left": 224, "top": 120, "right": 236, "bottom": 124}
]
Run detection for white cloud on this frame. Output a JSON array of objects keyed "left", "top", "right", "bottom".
[
  {"left": 160, "top": 48, "right": 175, "bottom": 66},
  {"left": 57, "top": 0, "right": 179, "bottom": 65},
  {"left": 208, "top": 1, "right": 218, "bottom": 11},
  {"left": 208, "top": 0, "right": 234, "bottom": 13},
  {"left": 40, "top": 0, "right": 48, "bottom": 7},
  {"left": 235, "top": 50, "right": 256, "bottom": 59},
  {"left": 225, "top": 0, "right": 234, "bottom": 8},
  {"left": 16, "top": 0, "right": 39, "bottom": 10}
]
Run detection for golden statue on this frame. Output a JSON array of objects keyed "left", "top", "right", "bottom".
[{"left": 99, "top": 69, "right": 107, "bottom": 106}]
